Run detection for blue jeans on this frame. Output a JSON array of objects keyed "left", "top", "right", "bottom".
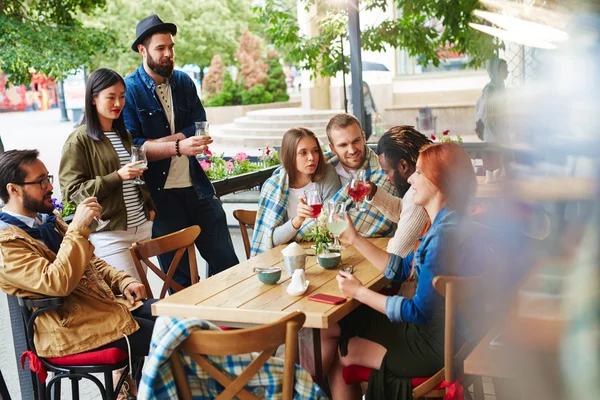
[{"left": 152, "top": 187, "right": 239, "bottom": 287}]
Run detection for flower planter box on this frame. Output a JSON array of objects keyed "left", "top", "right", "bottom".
[{"left": 212, "top": 165, "right": 278, "bottom": 198}]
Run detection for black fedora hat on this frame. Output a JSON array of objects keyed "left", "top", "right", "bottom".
[{"left": 131, "top": 14, "right": 177, "bottom": 52}]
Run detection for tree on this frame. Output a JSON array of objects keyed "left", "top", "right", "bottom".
[
  {"left": 236, "top": 29, "right": 267, "bottom": 89},
  {"left": 80, "top": 0, "right": 259, "bottom": 76},
  {"left": 266, "top": 50, "right": 290, "bottom": 103},
  {"left": 254, "top": 0, "right": 499, "bottom": 78},
  {"left": 0, "top": 0, "right": 118, "bottom": 84},
  {"left": 203, "top": 55, "right": 226, "bottom": 96}
]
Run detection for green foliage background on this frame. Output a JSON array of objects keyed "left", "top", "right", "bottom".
[
  {"left": 0, "top": 0, "right": 118, "bottom": 84},
  {"left": 255, "top": 0, "right": 500, "bottom": 78}
]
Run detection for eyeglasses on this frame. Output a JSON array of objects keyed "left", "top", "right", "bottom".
[{"left": 15, "top": 175, "right": 54, "bottom": 190}]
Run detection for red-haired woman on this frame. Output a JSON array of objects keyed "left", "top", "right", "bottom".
[{"left": 321, "top": 142, "right": 483, "bottom": 400}]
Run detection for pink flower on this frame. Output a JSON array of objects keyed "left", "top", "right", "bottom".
[
  {"left": 265, "top": 147, "right": 271, "bottom": 155},
  {"left": 430, "top": 134, "right": 437, "bottom": 141},
  {"left": 234, "top": 152, "right": 249, "bottom": 162},
  {"left": 205, "top": 147, "right": 212, "bottom": 156},
  {"left": 200, "top": 160, "right": 211, "bottom": 171},
  {"left": 226, "top": 160, "right": 234, "bottom": 173},
  {"left": 442, "top": 130, "right": 450, "bottom": 136}
]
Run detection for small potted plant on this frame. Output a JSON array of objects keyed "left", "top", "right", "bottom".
[{"left": 303, "top": 205, "right": 333, "bottom": 256}]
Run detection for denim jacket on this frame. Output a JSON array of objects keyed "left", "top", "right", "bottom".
[
  {"left": 123, "top": 65, "right": 214, "bottom": 199},
  {"left": 383, "top": 207, "right": 485, "bottom": 325}
]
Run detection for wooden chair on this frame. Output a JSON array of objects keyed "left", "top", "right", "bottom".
[
  {"left": 233, "top": 210, "right": 257, "bottom": 259},
  {"left": 344, "top": 222, "right": 502, "bottom": 399},
  {"left": 170, "top": 311, "right": 306, "bottom": 400},
  {"left": 411, "top": 274, "right": 489, "bottom": 399},
  {"left": 129, "top": 225, "right": 201, "bottom": 299}
]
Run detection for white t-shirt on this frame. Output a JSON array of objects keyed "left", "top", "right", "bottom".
[
  {"left": 156, "top": 82, "right": 192, "bottom": 189},
  {"left": 335, "top": 163, "right": 353, "bottom": 187},
  {"left": 287, "top": 181, "right": 316, "bottom": 219}
]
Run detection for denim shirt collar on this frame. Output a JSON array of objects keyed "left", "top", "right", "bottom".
[
  {"left": 418, "top": 206, "right": 455, "bottom": 242},
  {"left": 137, "top": 64, "right": 177, "bottom": 91}
]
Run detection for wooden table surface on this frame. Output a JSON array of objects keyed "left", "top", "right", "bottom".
[{"left": 152, "top": 237, "right": 391, "bottom": 329}]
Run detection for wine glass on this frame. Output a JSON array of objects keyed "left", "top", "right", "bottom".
[
  {"left": 327, "top": 202, "right": 348, "bottom": 251},
  {"left": 130, "top": 145, "right": 147, "bottom": 185},
  {"left": 70, "top": 187, "right": 110, "bottom": 231},
  {"left": 195, "top": 121, "right": 209, "bottom": 161},
  {"left": 348, "top": 170, "right": 368, "bottom": 211},
  {"left": 304, "top": 188, "right": 323, "bottom": 218}
]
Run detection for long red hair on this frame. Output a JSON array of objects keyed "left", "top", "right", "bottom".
[
  {"left": 410, "top": 143, "right": 477, "bottom": 274},
  {"left": 418, "top": 142, "right": 477, "bottom": 215}
]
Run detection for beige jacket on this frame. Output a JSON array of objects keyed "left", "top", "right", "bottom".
[{"left": 0, "top": 213, "right": 139, "bottom": 357}]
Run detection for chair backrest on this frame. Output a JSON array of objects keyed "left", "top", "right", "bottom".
[
  {"left": 16, "top": 297, "right": 64, "bottom": 354},
  {"left": 413, "top": 222, "right": 502, "bottom": 398},
  {"left": 233, "top": 210, "right": 257, "bottom": 259},
  {"left": 129, "top": 226, "right": 201, "bottom": 299},
  {"left": 170, "top": 311, "right": 306, "bottom": 400}
]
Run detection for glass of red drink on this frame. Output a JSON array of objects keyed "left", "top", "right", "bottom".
[
  {"left": 304, "top": 189, "right": 323, "bottom": 218},
  {"left": 348, "top": 170, "right": 368, "bottom": 211}
]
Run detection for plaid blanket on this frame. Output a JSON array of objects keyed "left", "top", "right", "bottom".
[
  {"left": 138, "top": 317, "right": 327, "bottom": 399},
  {"left": 295, "top": 147, "right": 397, "bottom": 240},
  {"left": 250, "top": 167, "right": 290, "bottom": 256}
]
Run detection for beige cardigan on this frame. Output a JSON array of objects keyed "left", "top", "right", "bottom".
[{"left": 368, "top": 186, "right": 428, "bottom": 257}]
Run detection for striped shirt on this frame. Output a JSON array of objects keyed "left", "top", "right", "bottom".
[{"left": 105, "top": 132, "right": 147, "bottom": 228}]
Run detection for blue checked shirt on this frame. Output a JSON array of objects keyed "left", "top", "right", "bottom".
[
  {"left": 138, "top": 317, "right": 327, "bottom": 400},
  {"left": 295, "top": 147, "right": 397, "bottom": 241}
]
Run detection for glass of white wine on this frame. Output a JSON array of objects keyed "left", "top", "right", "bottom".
[
  {"left": 327, "top": 202, "right": 348, "bottom": 251},
  {"left": 70, "top": 187, "right": 110, "bottom": 231},
  {"left": 195, "top": 121, "right": 209, "bottom": 161},
  {"left": 130, "top": 145, "right": 147, "bottom": 185}
]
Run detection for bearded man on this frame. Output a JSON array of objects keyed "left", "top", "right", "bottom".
[{"left": 123, "top": 15, "right": 238, "bottom": 286}]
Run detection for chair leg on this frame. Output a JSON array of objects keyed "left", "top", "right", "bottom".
[
  {"left": 472, "top": 376, "right": 485, "bottom": 400},
  {"left": 105, "top": 371, "right": 115, "bottom": 400},
  {"left": 70, "top": 377, "right": 80, "bottom": 400},
  {"left": 53, "top": 377, "right": 61, "bottom": 400}
]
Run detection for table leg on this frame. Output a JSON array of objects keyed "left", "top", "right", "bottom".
[{"left": 298, "top": 328, "right": 323, "bottom": 382}]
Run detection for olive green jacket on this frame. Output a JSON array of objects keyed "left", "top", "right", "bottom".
[{"left": 59, "top": 125, "right": 156, "bottom": 232}]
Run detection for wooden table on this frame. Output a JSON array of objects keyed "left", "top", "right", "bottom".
[{"left": 152, "top": 237, "right": 391, "bottom": 380}]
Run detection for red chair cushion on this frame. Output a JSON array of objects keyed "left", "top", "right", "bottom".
[
  {"left": 343, "top": 365, "right": 443, "bottom": 389},
  {"left": 46, "top": 347, "right": 128, "bottom": 366}
]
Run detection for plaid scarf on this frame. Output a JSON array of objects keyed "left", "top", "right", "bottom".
[
  {"left": 138, "top": 317, "right": 326, "bottom": 400},
  {"left": 250, "top": 167, "right": 290, "bottom": 256},
  {"left": 295, "top": 147, "right": 397, "bottom": 241}
]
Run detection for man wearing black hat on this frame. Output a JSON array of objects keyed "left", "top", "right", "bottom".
[{"left": 122, "top": 15, "right": 238, "bottom": 287}]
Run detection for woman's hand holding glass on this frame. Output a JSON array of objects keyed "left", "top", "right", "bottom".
[
  {"left": 117, "top": 161, "right": 147, "bottom": 181},
  {"left": 337, "top": 214, "right": 360, "bottom": 247},
  {"left": 292, "top": 198, "right": 314, "bottom": 229}
]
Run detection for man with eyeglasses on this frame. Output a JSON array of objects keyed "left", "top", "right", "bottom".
[{"left": 0, "top": 150, "right": 157, "bottom": 394}]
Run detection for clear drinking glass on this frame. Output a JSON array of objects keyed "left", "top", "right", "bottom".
[
  {"left": 327, "top": 202, "right": 348, "bottom": 251},
  {"left": 130, "top": 145, "right": 147, "bottom": 185},
  {"left": 348, "top": 170, "right": 368, "bottom": 211},
  {"left": 195, "top": 121, "right": 209, "bottom": 161},
  {"left": 70, "top": 187, "right": 110, "bottom": 231},
  {"left": 304, "top": 188, "right": 323, "bottom": 218}
]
